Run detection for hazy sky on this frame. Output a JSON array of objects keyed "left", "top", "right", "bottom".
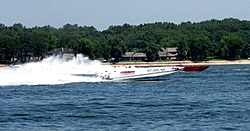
[{"left": 1, "top": 0, "right": 250, "bottom": 30}]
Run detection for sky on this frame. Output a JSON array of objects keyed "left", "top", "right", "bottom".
[{"left": 1, "top": 0, "right": 250, "bottom": 31}]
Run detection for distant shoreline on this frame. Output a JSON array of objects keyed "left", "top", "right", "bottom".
[
  {"left": 1, "top": 60, "right": 250, "bottom": 68},
  {"left": 105, "top": 60, "right": 250, "bottom": 66}
]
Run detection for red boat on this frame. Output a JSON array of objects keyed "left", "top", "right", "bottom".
[{"left": 178, "top": 65, "right": 209, "bottom": 72}]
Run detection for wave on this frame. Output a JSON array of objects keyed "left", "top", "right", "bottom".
[{"left": 0, "top": 54, "right": 109, "bottom": 86}]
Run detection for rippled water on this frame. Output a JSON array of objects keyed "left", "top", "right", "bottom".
[{"left": 1, "top": 60, "right": 250, "bottom": 130}]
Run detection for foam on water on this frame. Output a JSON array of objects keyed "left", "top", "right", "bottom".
[{"left": 0, "top": 54, "right": 110, "bottom": 86}]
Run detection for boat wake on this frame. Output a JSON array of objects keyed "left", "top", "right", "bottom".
[{"left": 0, "top": 54, "right": 109, "bottom": 86}]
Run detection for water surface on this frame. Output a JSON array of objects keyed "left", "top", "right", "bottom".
[{"left": 0, "top": 57, "right": 250, "bottom": 130}]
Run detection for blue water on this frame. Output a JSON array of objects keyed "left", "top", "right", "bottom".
[{"left": 1, "top": 65, "right": 250, "bottom": 131}]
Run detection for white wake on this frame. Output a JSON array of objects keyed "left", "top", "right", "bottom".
[{"left": 0, "top": 54, "right": 110, "bottom": 86}]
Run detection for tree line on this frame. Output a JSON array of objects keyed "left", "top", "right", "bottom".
[{"left": 0, "top": 17, "right": 250, "bottom": 64}]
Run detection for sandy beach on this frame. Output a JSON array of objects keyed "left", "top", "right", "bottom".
[{"left": 106, "top": 60, "right": 250, "bottom": 66}]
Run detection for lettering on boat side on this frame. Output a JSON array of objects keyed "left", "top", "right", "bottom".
[
  {"left": 147, "top": 68, "right": 166, "bottom": 72},
  {"left": 120, "top": 71, "right": 135, "bottom": 75}
]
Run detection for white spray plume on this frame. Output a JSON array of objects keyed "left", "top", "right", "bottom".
[{"left": 0, "top": 54, "right": 110, "bottom": 86}]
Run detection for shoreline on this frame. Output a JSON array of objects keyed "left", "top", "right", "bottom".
[
  {"left": 105, "top": 60, "right": 250, "bottom": 66},
  {"left": 1, "top": 60, "right": 250, "bottom": 68}
]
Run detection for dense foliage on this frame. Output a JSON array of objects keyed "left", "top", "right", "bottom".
[{"left": 1, "top": 18, "right": 250, "bottom": 63}]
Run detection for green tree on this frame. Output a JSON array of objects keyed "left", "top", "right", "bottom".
[
  {"left": 188, "top": 35, "right": 211, "bottom": 60},
  {"left": 105, "top": 35, "right": 127, "bottom": 62},
  {"left": 173, "top": 35, "right": 188, "bottom": 60},
  {"left": 219, "top": 35, "right": 245, "bottom": 60},
  {"left": 0, "top": 36, "right": 18, "bottom": 63},
  {"left": 31, "top": 31, "right": 49, "bottom": 59},
  {"left": 73, "top": 38, "right": 95, "bottom": 58},
  {"left": 144, "top": 42, "right": 160, "bottom": 61},
  {"left": 20, "top": 31, "right": 33, "bottom": 62},
  {"left": 160, "top": 37, "right": 177, "bottom": 48}
]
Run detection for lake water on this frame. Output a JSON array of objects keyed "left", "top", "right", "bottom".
[{"left": 0, "top": 56, "right": 250, "bottom": 130}]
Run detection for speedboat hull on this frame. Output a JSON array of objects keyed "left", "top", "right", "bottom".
[
  {"left": 182, "top": 65, "right": 209, "bottom": 72},
  {"left": 96, "top": 65, "right": 184, "bottom": 81}
]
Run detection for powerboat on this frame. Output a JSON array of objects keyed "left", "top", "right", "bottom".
[
  {"left": 96, "top": 65, "right": 184, "bottom": 81},
  {"left": 179, "top": 65, "right": 209, "bottom": 72}
]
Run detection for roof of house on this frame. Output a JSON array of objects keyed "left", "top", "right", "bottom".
[
  {"left": 47, "top": 48, "right": 74, "bottom": 55},
  {"left": 167, "top": 53, "right": 177, "bottom": 57},
  {"left": 121, "top": 47, "right": 178, "bottom": 58},
  {"left": 158, "top": 48, "right": 168, "bottom": 57},
  {"left": 122, "top": 52, "right": 135, "bottom": 57},
  {"left": 133, "top": 52, "right": 146, "bottom": 57},
  {"left": 158, "top": 47, "right": 177, "bottom": 57},
  {"left": 167, "top": 47, "right": 177, "bottom": 52}
]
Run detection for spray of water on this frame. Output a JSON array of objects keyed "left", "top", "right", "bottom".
[{"left": 0, "top": 54, "right": 111, "bottom": 86}]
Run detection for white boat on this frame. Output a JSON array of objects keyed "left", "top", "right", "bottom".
[
  {"left": 10, "top": 64, "right": 22, "bottom": 68},
  {"left": 96, "top": 65, "right": 184, "bottom": 81}
]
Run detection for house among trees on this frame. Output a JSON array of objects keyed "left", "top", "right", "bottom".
[
  {"left": 132, "top": 52, "right": 147, "bottom": 61},
  {"left": 13, "top": 48, "right": 74, "bottom": 63},
  {"left": 158, "top": 47, "right": 178, "bottom": 60},
  {"left": 122, "top": 47, "right": 178, "bottom": 61},
  {"left": 46, "top": 47, "right": 74, "bottom": 58},
  {"left": 15, "top": 52, "right": 47, "bottom": 63},
  {"left": 22, "top": 52, "right": 37, "bottom": 62},
  {"left": 121, "top": 52, "right": 146, "bottom": 61},
  {"left": 122, "top": 52, "right": 135, "bottom": 61}
]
